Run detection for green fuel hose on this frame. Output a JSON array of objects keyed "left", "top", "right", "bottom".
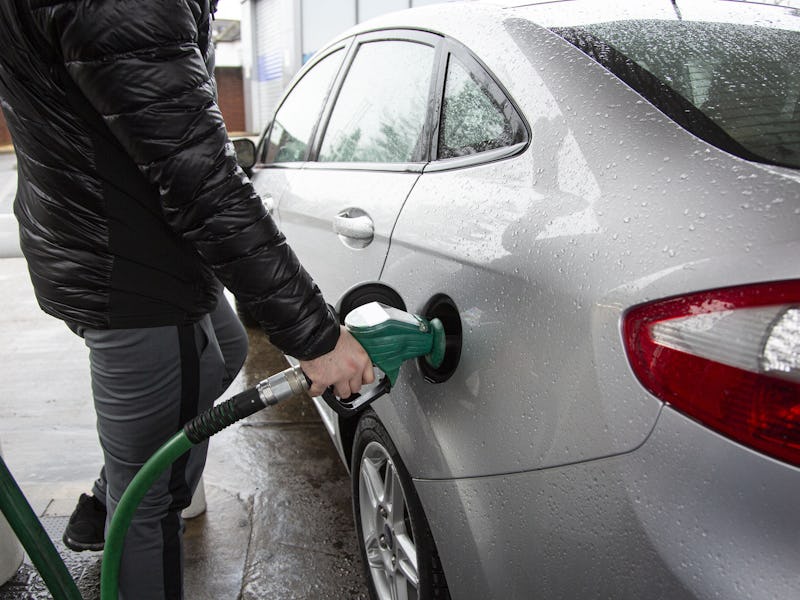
[
  {"left": 0, "top": 365, "right": 310, "bottom": 600},
  {"left": 99, "top": 431, "right": 193, "bottom": 600},
  {"left": 100, "top": 377, "right": 293, "bottom": 600},
  {"left": 0, "top": 454, "right": 83, "bottom": 600}
]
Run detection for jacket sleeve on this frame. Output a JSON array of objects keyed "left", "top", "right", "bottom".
[{"left": 39, "top": 0, "right": 339, "bottom": 359}]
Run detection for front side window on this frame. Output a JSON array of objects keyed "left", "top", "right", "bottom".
[
  {"left": 439, "top": 54, "right": 526, "bottom": 159},
  {"left": 318, "top": 40, "right": 436, "bottom": 163},
  {"left": 264, "top": 49, "right": 344, "bottom": 163},
  {"left": 553, "top": 21, "right": 800, "bottom": 169}
]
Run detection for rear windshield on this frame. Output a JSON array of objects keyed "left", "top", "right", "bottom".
[{"left": 553, "top": 21, "right": 800, "bottom": 169}]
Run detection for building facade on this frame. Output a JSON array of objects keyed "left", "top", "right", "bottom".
[
  {"left": 212, "top": 17, "right": 248, "bottom": 133},
  {"left": 1, "top": 2, "right": 445, "bottom": 146},
  {"left": 0, "top": 18, "right": 246, "bottom": 148},
  {"left": 241, "top": 0, "right": 448, "bottom": 133}
]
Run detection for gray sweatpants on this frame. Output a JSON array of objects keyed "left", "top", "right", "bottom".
[{"left": 79, "top": 296, "right": 247, "bottom": 600}]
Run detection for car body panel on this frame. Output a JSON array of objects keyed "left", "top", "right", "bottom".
[
  {"left": 371, "top": 16, "right": 800, "bottom": 478},
  {"left": 415, "top": 406, "right": 800, "bottom": 600},
  {"left": 249, "top": 164, "right": 293, "bottom": 226},
  {"left": 271, "top": 166, "right": 420, "bottom": 303}
]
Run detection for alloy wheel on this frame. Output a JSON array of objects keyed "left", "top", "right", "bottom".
[{"left": 358, "top": 440, "right": 419, "bottom": 600}]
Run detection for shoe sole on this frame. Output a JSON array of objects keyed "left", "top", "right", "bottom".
[{"left": 62, "top": 534, "right": 104, "bottom": 552}]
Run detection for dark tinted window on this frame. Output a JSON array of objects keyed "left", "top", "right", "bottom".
[
  {"left": 318, "top": 40, "right": 435, "bottom": 163},
  {"left": 554, "top": 21, "right": 800, "bottom": 169},
  {"left": 265, "top": 49, "right": 344, "bottom": 163},
  {"left": 439, "top": 54, "right": 526, "bottom": 159}
]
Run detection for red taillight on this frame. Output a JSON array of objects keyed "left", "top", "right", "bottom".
[{"left": 623, "top": 281, "right": 800, "bottom": 467}]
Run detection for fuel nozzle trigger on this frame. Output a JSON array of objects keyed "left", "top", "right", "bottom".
[{"left": 320, "top": 371, "right": 392, "bottom": 418}]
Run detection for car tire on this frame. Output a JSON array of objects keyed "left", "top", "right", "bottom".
[{"left": 351, "top": 412, "right": 451, "bottom": 600}]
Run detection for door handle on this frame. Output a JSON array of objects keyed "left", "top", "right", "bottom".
[
  {"left": 333, "top": 209, "right": 374, "bottom": 249},
  {"left": 333, "top": 212, "right": 374, "bottom": 241}
]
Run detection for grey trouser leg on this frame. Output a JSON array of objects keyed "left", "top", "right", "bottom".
[
  {"left": 84, "top": 297, "right": 247, "bottom": 600},
  {"left": 91, "top": 297, "right": 247, "bottom": 501}
]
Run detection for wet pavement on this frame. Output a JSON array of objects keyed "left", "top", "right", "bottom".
[{"left": 0, "top": 257, "right": 368, "bottom": 599}]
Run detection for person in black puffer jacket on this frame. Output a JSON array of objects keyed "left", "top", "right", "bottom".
[{"left": 0, "top": 1, "right": 373, "bottom": 598}]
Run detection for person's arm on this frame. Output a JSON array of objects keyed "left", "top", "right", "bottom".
[{"left": 42, "top": 1, "right": 371, "bottom": 394}]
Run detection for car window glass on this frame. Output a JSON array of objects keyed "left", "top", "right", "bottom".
[
  {"left": 439, "top": 55, "right": 526, "bottom": 159},
  {"left": 553, "top": 22, "right": 800, "bottom": 169},
  {"left": 265, "top": 49, "right": 344, "bottom": 163},
  {"left": 318, "top": 40, "right": 435, "bottom": 163}
]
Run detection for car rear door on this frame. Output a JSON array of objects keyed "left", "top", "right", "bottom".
[
  {"left": 276, "top": 30, "right": 443, "bottom": 304},
  {"left": 250, "top": 42, "right": 351, "bottom": 227}
]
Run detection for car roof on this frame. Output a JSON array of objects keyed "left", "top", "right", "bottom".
[
  {"left": 330, "top": 0, "right": 800, "bottom": 41},
  {"left": 503, "top": 0, "right": 800, "bottom": 30}
]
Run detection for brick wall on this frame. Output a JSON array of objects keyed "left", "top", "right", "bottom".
[
  {"left": 216, "top": 66, "right": 247, "bottom": 134},
  {"left": 0, "top": 68, "right": 246, "bottom": 146},
  {"left": 0, "top": 109, "right": 11, "bottom": 148}
]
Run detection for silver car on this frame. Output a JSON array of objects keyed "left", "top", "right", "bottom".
[{"left": 244, "top": 1, "right": 800, "bottom": 598}]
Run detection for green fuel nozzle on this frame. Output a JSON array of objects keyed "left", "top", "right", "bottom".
[
  {"left": 179, "top": 302, "right": 448, "bottom": 429},
  {"left": 345, "top": 302, "right": 445, "bottom": 386},
  {"left": 304, "top": 301, "right": 448, "bottom": 418}
]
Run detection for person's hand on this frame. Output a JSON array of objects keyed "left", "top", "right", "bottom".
[{"left": 299, "top": 326, "right": 374, "bottom": 398}]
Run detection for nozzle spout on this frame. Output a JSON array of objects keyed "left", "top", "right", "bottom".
[{"left": 424, "top": 317, "right": 446, "bottom": 369}]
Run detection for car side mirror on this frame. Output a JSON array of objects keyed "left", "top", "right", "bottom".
[{"left": 232, "top": 138, "right": 256, "bottom": 175}]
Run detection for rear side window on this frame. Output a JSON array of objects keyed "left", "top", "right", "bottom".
[
  {"left": 553, "top": 21, "right": 800, "bottom": 169},
  {"left": 439, "top": 54, "right": 526, "bottom": 159},
  {"left": 264, "top": 49, "right": 344, "bottom": 163},
  {"left": 318, "top": 40, "right": 436, "bottom": 163}
]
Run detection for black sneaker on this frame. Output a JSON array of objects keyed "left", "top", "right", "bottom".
[{"left": 62, "top": 493, "right": 106, "bottom": 552}]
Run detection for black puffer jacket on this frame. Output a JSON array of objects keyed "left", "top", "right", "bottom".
[{"left": 0, "top": 0, "right": 339, "bottom": 359}]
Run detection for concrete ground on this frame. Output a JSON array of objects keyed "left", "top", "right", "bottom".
[{"left": 0, "top": 257, "right": 369, "bottom": 599}]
